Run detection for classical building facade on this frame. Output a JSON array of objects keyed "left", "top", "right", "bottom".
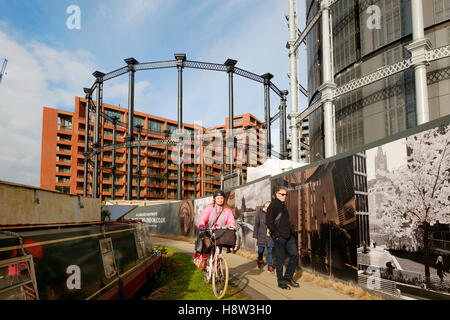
[{"left": 305, "top": 0, "right": 450, "bottom": 160}]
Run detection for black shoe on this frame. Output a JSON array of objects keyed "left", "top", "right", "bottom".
[
  {"left": 286, "top": 278, "right": 299, "bottom": 287},
  {"left": 278, "top": 282, "right": 291, "bottom": 290}
]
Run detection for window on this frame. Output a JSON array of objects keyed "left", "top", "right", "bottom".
[
  {"left": 0, "top": 256, "right": 39, "bottom": 300},
  {"left": 55, "top": 186, "right": 70, "bottom": 194},
  {"left": 148, "top": 119, "right": 163, "bottom": 133},
  {"left": 233, "top": 118, "right": 243, "bottom": 126},
  {"left": 149, "top": 178, "right": 163, "bottom": 185},
  {"left": 57, "top": 115, "right": 72, "bottom": 131},
  {"left": 434, "top": 0, "right": 450, "bottom": 23},
  {"left": 56, "top": 176, "right": 70, "bottom": 184},
  {"left": 56, "top": 145, "right": 71, "bottom": 153},
  {"left": 99, "top": 238, "right": 117, "bottom": 279},
  {"left": 56, "top": 156, "right": 70, "bottom": 163},
  {"left": 56, "top": 166, "right": 70, "bottom": 173},
  {"left": 57, "top": 134, "right": 71, "bottom": 142},
  {"left": 133, "top": 116, "right": 144, "bottom": 127},
  {"left": 167, "top": 124, "right": 178, "bottom": 134},
  {"left": 104, "top": 109, "right": 123, "bottom": 124}
]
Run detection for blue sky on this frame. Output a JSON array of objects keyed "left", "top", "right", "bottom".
[{"left": 0, "top": 0, "right": 308, "bottom": 187}]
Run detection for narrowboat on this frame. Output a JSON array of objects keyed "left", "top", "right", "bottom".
[{"left": 0, "top": 220, "right": 162, "bottom": 300}]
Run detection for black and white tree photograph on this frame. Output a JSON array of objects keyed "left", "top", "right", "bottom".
[
  {"left": 361, "top": 124, "right": 450, "bottom": 297},
  {"left": 234, "top": 179, "right": 272, "bottom": 252}
]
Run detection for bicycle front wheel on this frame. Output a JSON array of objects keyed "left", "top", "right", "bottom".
[
  {"left": 212, "top": 256, "right": 229, "bottom": 299},
  {"left": 203, "top": 269, "right": 210, "bottom": 283}
]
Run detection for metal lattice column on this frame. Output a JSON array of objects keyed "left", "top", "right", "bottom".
[
  {"left": 175, "top": 54, "right": 186, "bottom": 200},
  {"left": 280, "top": 90, "right": 288, "bottom": 159},
  {"left": 111, "top": 116, "right": 118, "bottom": 200},
  {"left": 83, "top": 88, "right": 91, "bottom": 197},
  {"left": 164, "top": 130, "right": 169, "bottom": 200},
  {"left": 225, "top": 59, "right": 237, "bottom": 175},
  {"left": 92, "top": 71, "right": 104, "bottom": 198},
  {"left": 288, "top": 0, "right": 300, "bottom": 162},
  {"left": 136, "top": 124, "right": 143, "bottom": 200},
  {"left": 125, "top": 57, "right": 139, "bottom": 200},
  {"left": 262, "top": 73, "right": 274, "bottom": 159}
]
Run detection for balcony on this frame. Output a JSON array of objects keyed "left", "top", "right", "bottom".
[
  {"left": 55, "top": 178, "right": 71, "bottom": 184},
  {"left": 148, "top": 193, "right": 165, "bottom": 199},
  {"left": 56, "top": 136, "right": 72, "bottom": 144},
  {"left": 148, "top": 153, "right": 165, "bottom": 160},
  {"left": 56, "top": 166, "right": 71, "bottom": 174},
  {"left": 56, "top": 157, "right": 71, "bottom": 165},
  {"left": 57, "top": 125, "right": 72, "bottom": 132}
]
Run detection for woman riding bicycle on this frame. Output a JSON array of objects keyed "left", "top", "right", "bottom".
[{"left": 198, "top": 190, "right": 236, "bottom": 270}]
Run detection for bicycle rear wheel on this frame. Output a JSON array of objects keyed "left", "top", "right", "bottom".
[{"left": 212, "top": 256, "right": 229, "bottom": 299}]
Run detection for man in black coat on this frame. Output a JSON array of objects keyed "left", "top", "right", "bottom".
[{"left": 266, "top": 186, "right": 299, "bottom": 290}]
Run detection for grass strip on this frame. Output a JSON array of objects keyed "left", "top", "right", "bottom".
[{"left": 143, "top": 247, "right": 251, "bottom": 300}]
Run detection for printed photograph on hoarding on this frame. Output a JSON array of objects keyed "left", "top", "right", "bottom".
[
  {"left": 178, "top": 200, "right": 195, "bottom": 237},
  {"left": 126, "top": 203, "right": 180, "bottom": 235},
  {"left": 271, "top": 156, "right": 358, "bottom": 282},
  {"left": 360, "top": 123, "right": 450, "bottom": 298},
  {"left": 233, "top": 179, "right": 272, "bottom": 253}
]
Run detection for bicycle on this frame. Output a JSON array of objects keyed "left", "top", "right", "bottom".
[{"left": 202, "top": 227, "right": 234, "bottom": 299}]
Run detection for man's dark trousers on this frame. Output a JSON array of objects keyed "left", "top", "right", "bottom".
[{"left": 274, "top": 233, "right": 298, "bottom": 285}]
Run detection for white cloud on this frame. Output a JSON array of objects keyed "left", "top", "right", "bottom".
[
  {"left": 0, "top": 30, "right": 97, "bottom": 187},
  {"left": 0, "top": 28, "right": 156, "bottom": 187},
  {"left": 0, "top": 0, "right": 307, "bottom": 187}
]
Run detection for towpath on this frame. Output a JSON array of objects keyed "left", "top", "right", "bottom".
[{"left": 152, "top": 236, "right": 355, "bottom": 300}]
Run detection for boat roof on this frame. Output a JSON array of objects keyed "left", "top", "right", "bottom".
[{"left": 102, "top": 204, "right": 138, "bottom": 220}]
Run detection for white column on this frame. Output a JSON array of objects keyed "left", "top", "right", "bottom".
[
  {"left": 321, "top": 4, "right": 332, "bottom": 84},
  {"left": 288, "top": 0, "right": 299, "bottom": 162},
  {"left": 407, "top": 0, "right": 430, "bottom": 125},
  {"left": 321, "top": 0, "right": 336, "bottom": 158},
  {"left": 411, "top": 0, "right": 424, "bottom": 39}
]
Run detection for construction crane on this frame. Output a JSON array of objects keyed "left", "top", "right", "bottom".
[{"left": 0, "top": 58, "right": 8, "bottom": 85}]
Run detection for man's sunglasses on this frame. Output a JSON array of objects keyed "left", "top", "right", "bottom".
[{"left": 277, "top": 193, "right": 288, "bottom": 196}]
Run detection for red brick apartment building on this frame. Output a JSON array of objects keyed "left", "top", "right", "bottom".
[{"left": 40, "top": 97, "right": 266, "bottom": 200}]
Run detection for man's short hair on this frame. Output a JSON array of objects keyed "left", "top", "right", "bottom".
[{"left": 275, "top": 186, "right": 287, "bottom": 194}]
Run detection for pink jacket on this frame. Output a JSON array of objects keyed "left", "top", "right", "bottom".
[{"left": 198, "top": 204, "right": 236, "bottom": 230}]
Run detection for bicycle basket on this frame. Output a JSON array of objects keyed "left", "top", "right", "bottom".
[{"left": 213, "top": 229, "right": 236, "bottom": 248}]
